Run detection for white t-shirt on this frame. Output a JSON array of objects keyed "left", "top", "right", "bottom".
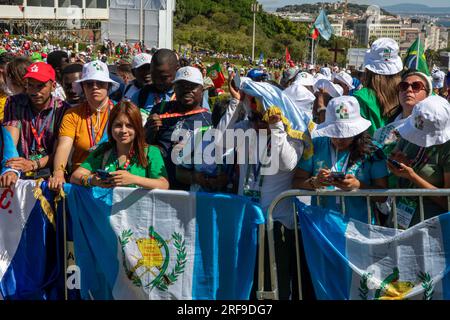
[{"left": 215, "top": 99, "right": 304, "bottom": 229}]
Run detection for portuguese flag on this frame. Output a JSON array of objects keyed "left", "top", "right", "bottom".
[
  {"left": 207, "top": 63, "right": 225, "bottom": 88},
  {"left": 310, "top": 26, "right": 319, "bottom": 40}
]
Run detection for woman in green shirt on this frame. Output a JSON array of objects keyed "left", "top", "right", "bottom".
[
  {"left": 387, "top": 96, "right": 450, "bottom": 228},
  {"left": 353, "top": 38, "right": 403, "bottom": 136},
  {"left": 71, "top": 100, "right": 169, "bottom": 189}
]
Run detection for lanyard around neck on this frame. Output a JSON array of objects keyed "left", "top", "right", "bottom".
[
  {"left": 329, "top": 139, "right": 350, "bottom": 173},
  {"left": 86, "top": 101, "right": 112, "bottom": 148},
  {"left": 30, "top": 99, "right": 57, "bottom": 151}
]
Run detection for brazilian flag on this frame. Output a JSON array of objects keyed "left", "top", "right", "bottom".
[{"left": 404, "top": 37, "right": 430, "bottom": 76}]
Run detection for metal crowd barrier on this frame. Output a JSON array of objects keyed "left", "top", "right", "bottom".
[{"left": 256, "top": 188, "right": 450, "bottom": 300}]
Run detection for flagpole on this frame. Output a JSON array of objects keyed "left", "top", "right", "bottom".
[
  {"left": 311, "top": 37, "right": 314, "bottom": 65},
  {"left": 416, "top": 34, "right": 420, "bottom": 70}
]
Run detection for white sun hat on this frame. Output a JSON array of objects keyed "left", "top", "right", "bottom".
[
  {"left": 131, "top": 53, "right": 152, "bottom": 69},
  {"left": 397, "top": 95, "right": 450, "bottom": 147},
  {"left": 315, "top": 96, "right": 372, "bottom": 138},
  {"left": 334, "top": 71, "right": 355, "bottom": 90},
  {"left": 295, "top": 72, "right": 315, "bottom": 86},
  {"left": 320, "top": 67, "right": 332, "bottom": 80},
  {"left": 431, "top": 69, "right": 446, "bottom": 89},
  {"left": 364, "top": 38, "right": 403, "bottom": 76},
  {"left": 173, "top": 66, "right": 204, "bottom": 86},
  {"left": 73, "top": 60, "right": 119, "bottom": 95},
  {"left": 313, "top": 79, "right": 344, "bottom": 98},
  {"left": 284, "top": 82, "right": 316, "bottom": 114}
]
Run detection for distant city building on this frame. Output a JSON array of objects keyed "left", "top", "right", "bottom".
[
  {"left": 399, "top": 27, "right": 420, "bottom": 54},
  {"left": 331, "top": 21, "right": 343, "bottom": 37},
  {"left": 355, "top": 19, "right": 402, "bottom": 46}
]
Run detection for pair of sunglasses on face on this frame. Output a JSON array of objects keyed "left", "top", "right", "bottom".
[{"left": 398, "top": 81, "right": 426, "bottom": 93}]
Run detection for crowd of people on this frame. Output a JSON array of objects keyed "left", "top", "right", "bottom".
[{"left": 0, "top": 34, "right": 449, "bottom": 300}]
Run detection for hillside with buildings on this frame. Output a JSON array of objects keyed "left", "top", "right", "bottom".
[{"left": 276, "top": 2, "right": 392, "bottom": 16}]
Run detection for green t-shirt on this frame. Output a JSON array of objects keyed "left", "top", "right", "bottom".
[
  {"left": 80, "top": 142, "right": 168, "bottom": 187},
  {"left": 353, "top": 88, "right": 388, "bottom": 136},
  {"left": 389, "top": 138, "right": 450, "bottom": 226}
]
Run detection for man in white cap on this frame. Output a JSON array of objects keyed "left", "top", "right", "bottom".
[
  {"left": 123, "top": 53, "right": 152, "bottom": 99},
  {"left": 145, "top": 66, "right": 211, "bottom": 191},
  {"left": 131, "top": 49, "right": 178, "bottom": 113}
]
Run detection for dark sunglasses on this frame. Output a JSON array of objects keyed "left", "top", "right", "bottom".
[
  {"left": 175, "top": 82, "right": 202, "bottom": 92},
  {"left": 398, "top": 81, "right": 426, "bottom": 93},
  {"left": 83, "top": 80, "right": 108, "bottom": 88}
]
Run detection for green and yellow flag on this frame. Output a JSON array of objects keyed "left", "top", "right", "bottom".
[{"left": 404, "top": 37, "right": 430, "bottom": 76}]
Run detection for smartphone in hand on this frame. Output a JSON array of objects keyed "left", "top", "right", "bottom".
[
  {"left": 388, "top": 158, "right": 402, "bottom": 169},
  {"left": 95, "top": 169, "right": 112, "bottom": 181},
  {"left": 330, "top": 172, "right": 346, "bottom": 181}
]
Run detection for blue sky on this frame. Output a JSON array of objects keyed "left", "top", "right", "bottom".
[{"left": 259, "top": 0, "right": 450, "bottom": 10}]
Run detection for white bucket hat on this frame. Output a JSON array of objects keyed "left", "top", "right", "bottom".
[
  {"left": 73, "top": 60, "right": 120, "bottom": 95},
  {"left": 334, "top": 71, "right": 355, "bottom": 90},
  {"left": 397, "top": 96, "right": 450, "bottom": 147},
  {"left": 320, "top": 67, "right": 332, "bottom": 80},
  {"left": 315, "top": 96, "right": 372, "bottom": 138},
  {"left": 173, "top": 66, "right": 204, "bottom": 86},
  {"left": 313, "top": 79, "right": 344, "bottom": 98},
  {"left": 284, "top": 82, "right": 316, "bottom": 113},
  {"left": 431, "top": 70, "right": 445, "bottom": 89},
  {"left": 364, "top": 38, "right": 403, "bottom": 75},
  {"left": 131, "top": 53, "right": 152, "bottom": 69},
  {"left": 295, "top": 72, "right": 315, "bottom": 86}
]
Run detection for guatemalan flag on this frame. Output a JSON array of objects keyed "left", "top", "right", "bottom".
[
  {"left": 65, "top": 185, "right": 264, "bottom": 300},
  {"left": 297, "top": 201, "right": 450, "bottom": 300},
  {"left": 0, "top": 180, "right": 61, "bottom": 300}
]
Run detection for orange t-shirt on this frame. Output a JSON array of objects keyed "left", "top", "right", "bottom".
[{"left": 59, "top": 101, "right": 113, "bottom": 171}]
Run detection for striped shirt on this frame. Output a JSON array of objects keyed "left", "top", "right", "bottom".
[{"left": 3, "top": 94, "right": 69, "bottom": 159}]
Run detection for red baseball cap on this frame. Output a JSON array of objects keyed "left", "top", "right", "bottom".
[{"left": 24, "top": 62, "right": 55, "bottom": 83}]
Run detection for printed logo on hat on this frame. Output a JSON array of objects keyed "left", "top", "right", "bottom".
[
  {"left": 336, "top": 103, "right": 349, "bottom": 119},
  {"left": 383, "top": 49, "right": 393, "bottom": 61},
  {"left": 182, "top": 69, "right": 191, "bottom": 78},
  {"left": 92, "top": 61, "right": 103, "bottom": 71},
  {"left": 30, "top": 64, "right": 38, "bottom": 73},
  {"left": 414, "top": 115, "right": 425, "bottom": 130}
]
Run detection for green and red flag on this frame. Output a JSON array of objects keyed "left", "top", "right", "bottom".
[
  {"left": 207, "top": 63, "right": 225, "bottom": 88},
  {"left": 310, "top": 26, "right": 319, "bottom": 40}
]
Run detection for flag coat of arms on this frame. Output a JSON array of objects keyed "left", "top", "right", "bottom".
[
  {"left": 65, "top": 185, "right": 264, "bottom": 300},
  {"left": 297, "top": 201, "right": 450, "bottom": 300},
  {"left": 207, "top": 63, "right": 225, "bottom": 89}
]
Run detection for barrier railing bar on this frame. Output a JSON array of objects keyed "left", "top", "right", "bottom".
[
  {"left": 293, "top": 202, "right": 303, "bottom": 300},
  {"left": 341, "top": 196, "right": 345, "bottom": 216},
  {"left": 257, "top": 224, "right": 266, "bottom": 300},
  {"left": 366, "top": 196, "right": 371, "bottom": 224},
  {"left": 393, "top": 196, "right": 398, "bottom": 229},
  {"left": 419, "top": 196, "right": 424, "bottom": 222},
  {"left": 266, "top": 205, "right": 279, "bottom": 300},
  {"left": 260, "top": 189, "right": 450, "bottom": 300}
]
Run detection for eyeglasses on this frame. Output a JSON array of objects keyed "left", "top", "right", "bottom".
[
  {"left": 174, "top": 82, "right": 202, "bottom": 92},
  {"left": 83, "top": 80, "right": 108, "bottom": 88},
  {"left": 398, "top": 81, "right": 426, "bottom": 93}
]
